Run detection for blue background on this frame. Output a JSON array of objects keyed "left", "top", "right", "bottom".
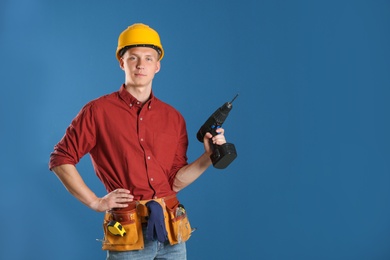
[{"left": 1, "top": 0, "right": 390, "bottom": 259}]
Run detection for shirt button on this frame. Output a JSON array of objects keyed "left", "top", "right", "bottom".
[
  {"left": 147, "top": 156, "right": 151, "bottom": 160},
  {"left": 140, "top": 138, "right": 144, "bottom": 142},
  {"left": 137, "top": 101, "right": 140, "bottom": 104},
  {"left": 150, "top": 178, "right": 154, "bottom": 181},
  {"left": 140, "top": 117, "right": 143, "bottom": 121}
]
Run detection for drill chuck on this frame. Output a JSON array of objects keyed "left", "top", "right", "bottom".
[{"left": 197, "top": 94, "right": 237, "bottom": 142}]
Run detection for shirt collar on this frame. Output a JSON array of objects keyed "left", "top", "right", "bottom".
[{"left": 119, "top": 84, "right": 155, "bottom": 110}]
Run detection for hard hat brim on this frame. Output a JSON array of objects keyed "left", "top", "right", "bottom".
[{"left": 117, "top": 44, "right": 163, "bottom": 61}]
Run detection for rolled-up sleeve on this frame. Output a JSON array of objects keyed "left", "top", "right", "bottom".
[
  {"left": 49, "top": 102, "right": 96, "bottom": 170},
  {"left": 167, "top": 114, "right": 189, "bottom": 187}
]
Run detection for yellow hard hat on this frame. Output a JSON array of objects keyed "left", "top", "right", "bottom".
[{"left": 116, "top": 23, "right": 164, "bottom": 61}]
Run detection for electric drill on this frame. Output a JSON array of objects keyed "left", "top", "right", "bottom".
[{"left": 197, "top": 94, "right": 238, "bottom": 169}]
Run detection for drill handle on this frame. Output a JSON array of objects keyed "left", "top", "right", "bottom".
[{"left": 210, "top": 124, "right": 222, "bottom": 137}]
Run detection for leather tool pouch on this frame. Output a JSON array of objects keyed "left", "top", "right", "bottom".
[
  {"left": 102, "top": 208, "right": 144, "bottom": 251},
  {"left": 101, "top": 195, "right": 192, "bottom": 251},
  {"left": 164, "top": 199, "right": 192, "bottom": 245}
]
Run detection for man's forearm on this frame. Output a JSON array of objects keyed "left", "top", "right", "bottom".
[
  {"left": 51, "top": 164, "right": 100, "bottom": 209},
  {"left": 173, "top": 153, "right": 212, "bottom": 192}
]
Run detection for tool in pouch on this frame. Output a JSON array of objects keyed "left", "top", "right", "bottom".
[
  {"left": 175, "top": 204, "right": 187, "bottom": 244},
  {"left": 107, "top": 220, "right": 126, "bottom": 236}
]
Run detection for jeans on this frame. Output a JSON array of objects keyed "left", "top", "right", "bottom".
[{"left": 106, "top": 226, "right": 187, "bottom": 260}]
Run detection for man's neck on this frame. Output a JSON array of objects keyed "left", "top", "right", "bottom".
[{"left": 124, "top": 84, "right": 152, "bottom": 103}]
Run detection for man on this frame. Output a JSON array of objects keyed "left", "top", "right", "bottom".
[{"left": 49, "top": 23, "right": 227, "bottom": 259}]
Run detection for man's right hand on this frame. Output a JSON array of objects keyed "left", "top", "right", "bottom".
[
  {"left": 52, "top": 164, "right": 135, "bottom": 212},
  {"left": 90, "top": 189, "right": 134, "bottom": 212}
]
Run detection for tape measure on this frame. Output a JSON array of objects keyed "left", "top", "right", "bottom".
[{"left": 107, "top": 220, "right": 126, "bottom": 237}]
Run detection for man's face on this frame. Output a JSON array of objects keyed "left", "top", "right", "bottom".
[{"left": 120, "top": 47, "right": 161, "bottom": 88}]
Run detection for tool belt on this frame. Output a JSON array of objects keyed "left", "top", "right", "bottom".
[{"left": 102, "top": 195, "right": 192, "bottom": 251}]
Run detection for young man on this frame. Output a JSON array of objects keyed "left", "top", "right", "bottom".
[{"left": 49, "top": 23, "right": 227, "bottom": 259}]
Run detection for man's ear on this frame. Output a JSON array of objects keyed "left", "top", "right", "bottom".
[
  {"left": 119, "top": 58, "right": 124, "bottom": 70},
  {"left": 155, "top": 60, "right": 161, "bottom": 73}
]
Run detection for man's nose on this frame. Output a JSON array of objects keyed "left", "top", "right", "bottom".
[{"left": 136, "top": 60, "right": 145, "bottom": 69}]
